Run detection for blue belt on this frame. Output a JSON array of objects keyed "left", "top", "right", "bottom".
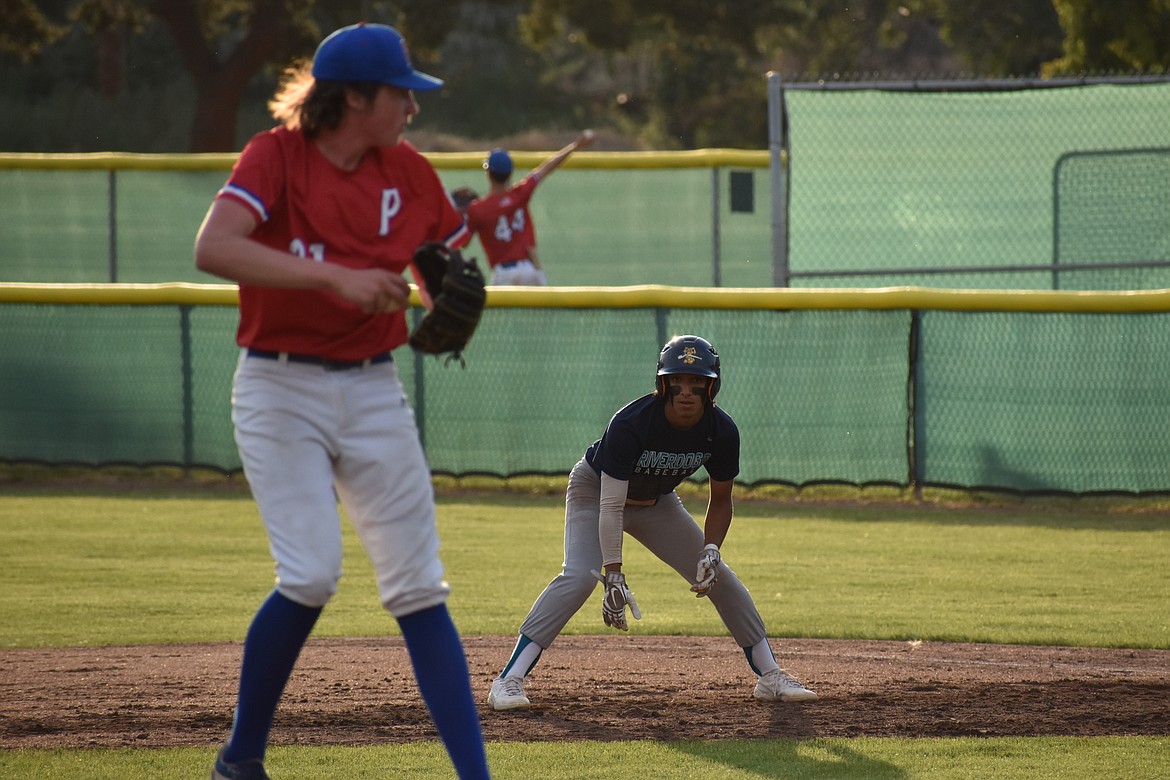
[
  {"left": 246, "top": 348, "right": 393, "bottom": 371},
  {"left": 498, "top": 259, "right": 530, "bottom": 269}
]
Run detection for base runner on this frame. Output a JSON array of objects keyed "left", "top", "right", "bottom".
[{"left": 487, "top": 335, "right": 818, "bottom": 710}]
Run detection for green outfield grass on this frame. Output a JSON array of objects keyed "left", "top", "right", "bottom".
[
  {"left": 1, "top": 491, "right": 1167, "bottom": 648},
  {"left": 1, "top": 488, "right": 1167, "bottom": 780},
  {"left": 1, "top": 737, "right": 1167, "bottom": 779}
]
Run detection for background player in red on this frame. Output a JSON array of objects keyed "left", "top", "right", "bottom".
[
  {"left": 194, "top": 22, "right": 489, "bottom": 780},
  {"left": 486, "top": 335, "right": 818, "bottom": 711},
  {"left": 464, "top": 130, "right": 595, "bottom": 285}
]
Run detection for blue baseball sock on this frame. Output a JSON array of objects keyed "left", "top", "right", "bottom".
[
  {"left": 398, "top": 604, "right": 490, "bottom": 780},
  {"left": 223, "top": 590, "right": 321, "bottom": 763}
]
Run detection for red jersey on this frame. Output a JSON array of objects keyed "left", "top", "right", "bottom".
[
  {"left": 217, "top": 128, "right": 470, "bottom": 360},
  {"left": 465, "top": 175, "right": 541, "bottom": 268}
]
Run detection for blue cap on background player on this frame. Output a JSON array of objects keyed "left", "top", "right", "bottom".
[
  {"left": 485, "top": 148, "right": 514, "bottom": 176},
  {"left": 312, "top": 22, "right": 444, "bottom": 91}
]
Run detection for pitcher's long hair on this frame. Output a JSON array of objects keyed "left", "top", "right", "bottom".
[{"left": 268, "top": 60, "right": 379, "bottom": 139}]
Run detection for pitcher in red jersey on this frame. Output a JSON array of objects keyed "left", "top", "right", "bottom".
[{"left": 195, "top": 22, "right": 489, "bottom": 780}]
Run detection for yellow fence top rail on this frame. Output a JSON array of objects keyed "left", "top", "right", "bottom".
[
  {"left": 0, "top": 149, "right": 772, "bottom": 171},
  {"left": 5, "top": 282, "right": 1170, "bottom": 314}
]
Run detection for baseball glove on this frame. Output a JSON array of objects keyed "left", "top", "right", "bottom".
[
  {"left": 450, "top": 186, "right": 479, "bottom": 211},
  {"left": 409, "top": 242, "right": 486, "bottom": 367}
]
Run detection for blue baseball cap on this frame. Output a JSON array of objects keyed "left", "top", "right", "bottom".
[
  {"left": 312, "top": 23, "right": 444, "bottom": 91},
  {"left": 485, "top": 148, "right": 514, "bottom": 176}
]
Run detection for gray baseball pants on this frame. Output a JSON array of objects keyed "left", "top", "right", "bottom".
[{"left": 518, "top": 458, "right": 767, "bottom": 649}]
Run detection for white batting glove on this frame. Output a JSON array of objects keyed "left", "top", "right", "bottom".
[
  {"left": 691, "top": 543, "right": 721, "bottom": 598},
  {"left": 592, "top": 569, "right": 641, "bottom": 631}
]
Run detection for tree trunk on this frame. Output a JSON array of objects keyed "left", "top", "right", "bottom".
[
  {"left": 97, "top": 27, "right": 125, "bottom": 99},
  {"left": 188, "top": 70, "right": 249, "bottom": 152}
]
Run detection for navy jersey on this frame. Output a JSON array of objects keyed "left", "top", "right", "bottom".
[{"left": 584, "top": 394, "right": 740, "bottom": 501}]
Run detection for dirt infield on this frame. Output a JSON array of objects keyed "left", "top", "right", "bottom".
[{"left": 1, "top": 636, "right": 1167, "bottom": 749}]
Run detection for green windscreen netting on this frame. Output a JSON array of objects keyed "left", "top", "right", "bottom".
[
  {"left": 4, "top": 81, "right": 1169, "bottom": 290},
  {"left": 0, "top": 166, "right": 774, "bottom": 288},
  {"left": 412, "top": 307, "right": 910, "bottom": 484},
  {"left": 1053, "top": 148, "right": 1170, "bottom": 290},
  {"left": 783, "top": 82, "right": 1170, "bottom": 289},
  {"left": 5, "top": 82, "right": 1170, "bottom": 493},
  {"left": 917, "top": 310, "right": 1170, "bottom": 493},
  {"left": 0, "top": 169, "right": 229, "bottom": 283},
  {"left": 4, "top": 301, "right": 1170, "bottom": 494}
]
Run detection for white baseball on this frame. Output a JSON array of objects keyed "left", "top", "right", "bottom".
[{"left": 583, "top": 129, "right": 595, "bottom": 141}]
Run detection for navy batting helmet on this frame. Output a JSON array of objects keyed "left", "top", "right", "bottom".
[{"left": 656, "top": 335, "right": 721, "bottom": 402}]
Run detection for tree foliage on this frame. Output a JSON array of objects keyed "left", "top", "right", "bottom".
[
  {"left": 1, "top": 0, "right": 68, "bottom": 60},
  {"left": 12, "top": 0, "right": 457, "bottom": 151},
  {"left": 910, "top": 0, "right": 1064, "bottom": 75},
  {"left": 518, "top": 0, "right": 963, "bottom": 147},
  {"left": 1046, "top": 0, "right": 1170, "bottom": 74},
  {"left": 4, "top": 1, "right": 1168, "bottom": 152}
]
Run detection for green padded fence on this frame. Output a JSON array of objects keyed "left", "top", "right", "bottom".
[{"left": 4, "top": 284, "right": 1170, "bottom": 495}]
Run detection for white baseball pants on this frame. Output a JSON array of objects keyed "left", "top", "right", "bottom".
[{"left": 231, "top": 350, "right": 449, "bottom": 617}]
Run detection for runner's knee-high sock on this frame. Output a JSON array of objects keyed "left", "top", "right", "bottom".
[{"left": 499, "top": 633, "right": 543, "bottom": 678}]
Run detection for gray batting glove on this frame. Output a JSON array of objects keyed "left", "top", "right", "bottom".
[
  {"left": 691, "top": 543, "right": 721, "bottom": 598},
  {"left": 592, "top": 569, "right": 642, "bottom": 631}
]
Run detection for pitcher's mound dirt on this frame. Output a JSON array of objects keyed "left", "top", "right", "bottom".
[{"left": 1, "top": 636, "right": 1167, "bottom": 748}]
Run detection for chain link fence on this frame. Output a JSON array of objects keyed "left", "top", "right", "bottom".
[{"left": 772, "top": 76, "right": 1170, "bottom": 289}]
